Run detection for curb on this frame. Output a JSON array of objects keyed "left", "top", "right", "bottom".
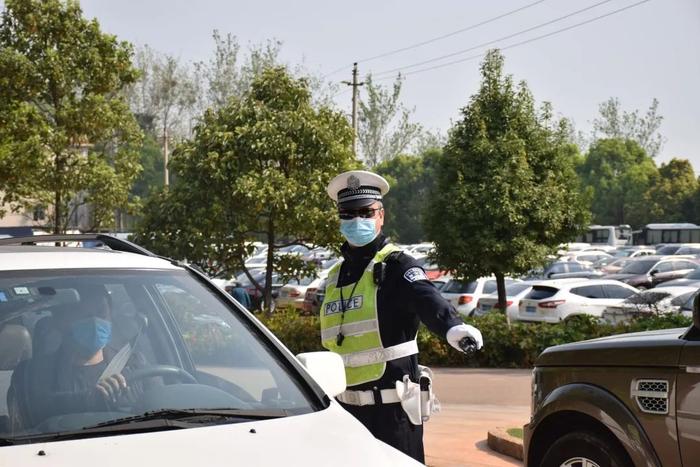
[{"left": 487, "top": 427, "right": 524, "bottom": 461}]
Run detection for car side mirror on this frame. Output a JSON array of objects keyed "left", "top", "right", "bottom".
[
  {"left": 296, "top": 351, "right": 346, "bottom": 397},
  {"left": 649, "top": 269, "right": 658, "bottom": 276}
]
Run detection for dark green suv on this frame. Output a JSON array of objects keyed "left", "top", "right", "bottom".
[{"left": 524, "top": 296, "right": 700, "bottom": 467}]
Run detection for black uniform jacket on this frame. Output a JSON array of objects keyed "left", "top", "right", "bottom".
[{"left": 335, "top": 234, "right": 463, "bottom": 391}]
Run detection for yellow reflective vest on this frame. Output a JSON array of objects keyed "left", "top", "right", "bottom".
[{"left": 320, "top": 243, "right": 418, "bottom": 386}]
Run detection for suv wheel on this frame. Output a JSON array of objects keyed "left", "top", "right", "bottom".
[{"left": 541, "top": 431, "right": 630, "bottom": 467}]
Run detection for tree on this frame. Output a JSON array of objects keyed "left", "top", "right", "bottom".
[
  {"left": 375, "top": 148, "right": 441, "bottom": 243},
  {"left": 357, "top": 74, "right": 422, "bottom": 167},
  {"left": 135, "top": 67, "right": 356, "bottom": 310},
  {"left": 645, "top": 158, "right": 698, "bottom": 223},
  {"left": 592, "top": 97, "right": 665, "bottom": 157},
  {"left": 578, "top": 138, "right": 658, "bottom": 227},
  {"left": 0, "top": 0, "right": 142, "bottom": 232},
  {"left": 425, "top": 50, "right": 589, "bottom": 313}
]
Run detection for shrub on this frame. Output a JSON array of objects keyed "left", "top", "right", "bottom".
[{"left": 258, "top": 309, "right": 692, "bottom": 368}]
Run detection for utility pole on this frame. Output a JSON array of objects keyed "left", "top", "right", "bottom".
[
  {"left": 163, "top": 125, "right": 169, "bottom": 186},
  {"left": 342, "top": 62, "right": 364, "bottom": 157}
]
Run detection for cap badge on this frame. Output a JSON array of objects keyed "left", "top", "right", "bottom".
[{"left": 347, "top": 175, "right": 361, "bottom": 190}]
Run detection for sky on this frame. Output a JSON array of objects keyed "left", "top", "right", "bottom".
[{"left": 77, "top": 0, "right": 700, "bottom": 169}]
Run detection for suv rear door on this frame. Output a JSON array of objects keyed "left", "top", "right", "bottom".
[{"left": 677, "top": 340, "right": 700, "bottom": 462}]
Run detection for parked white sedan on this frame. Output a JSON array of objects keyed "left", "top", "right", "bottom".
[
  {"left": 602, "top": 286, "right": 699, "bottom": 324},
  {"left": 517, "top": 279, "right": 638, "bottom": 323}
]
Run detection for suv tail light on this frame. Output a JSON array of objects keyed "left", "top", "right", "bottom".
[
  {"left": 539, "top": 300, "right": 565, "bottom": 309},
  {"left": 289, "top": 289, "right": 301, "bottom": 298},
  {"left": 458, "top": 295, "right": 473, "bottom": 305}
]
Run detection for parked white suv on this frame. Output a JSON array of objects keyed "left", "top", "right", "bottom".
[
  {"left": 0, "top": 235, "right": 419, "bottom": 466},
  {"left": 517, "top": 279, "right": 638, "bottom": 323},
  {"left": 441, "top": 276, "right": 519, "bottom": 317}
]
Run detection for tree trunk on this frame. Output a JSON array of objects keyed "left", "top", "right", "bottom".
[
  {"left": 264, "top": 215, "right": 275, "bottom": 316},
  {"left": 495, "top": 271, "right": 508, "bottom": 324},
  {"left": 54, "top": 189, "right": 61, "bottom": 235}
]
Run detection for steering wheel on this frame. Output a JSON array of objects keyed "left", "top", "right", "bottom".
[{"left": 127, "top": 365, "right": 198, "bottom": 384}]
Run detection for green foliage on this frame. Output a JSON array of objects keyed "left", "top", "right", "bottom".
[
  {"left": 645, "top": 158, "right": 699, "bottom": 223},
  {"left": 258, "top": 309, "right": 322, "bottom": 355},
  {"left": 130, "top": 133, "right": 164, "bottom": 200},
  {"left": 425, "top": 50, "right": 589, "bottom": 304},
  {"left": 135, "top": 67, "right": 356, "bottom": 308},
  {"left": 256, "top": 310, "right": 692, "bottom": 368},
  {"left": 0, "top": 0, "right": 142, "bottom": 232},
  {"left": 375, "top": 149, "right": 441, "bottom": 243},
  {"left": 592, "top": 97, "right": 664, "bottom": 158},
  {"left": 358, "top": 74, "right": 422, "bottom": 167},
  {"left": 578, "top": 138, "right": 658, "bottom": 227}
]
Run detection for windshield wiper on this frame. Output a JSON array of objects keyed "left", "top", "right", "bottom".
[
  {"left": 2, "top": 408, "right": 289, "bottom": 444},
  {"left": 93, "top": 407, "right": 289, "bottom": 428}
]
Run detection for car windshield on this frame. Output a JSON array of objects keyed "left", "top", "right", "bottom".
[
  {"left": 0, "top": 269, "right": 314, "bottom": 441},
  {"left": 619, "top": 259, "right": 658, "bottom": 275},
  {"left": 614, "top": 250, "right": 634, "bottom": 257},
  {"left": 685, "top": 268, "right": 700, "bottom": 280},
  {"left": 656, "top": 245, "right": 680, "bottom": 255}
]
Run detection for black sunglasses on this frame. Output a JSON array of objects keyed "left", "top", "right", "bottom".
[{"left": 339, "top": 207, "right": 382, "bottom": 220}]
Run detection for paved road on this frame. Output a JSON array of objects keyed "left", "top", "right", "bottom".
[{"left": 423, "top": 368, "right": 532, "bottom": 467}]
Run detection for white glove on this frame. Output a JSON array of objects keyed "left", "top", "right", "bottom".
[{"left": 446, "top": 324, "right": 484, "bottom": 352}]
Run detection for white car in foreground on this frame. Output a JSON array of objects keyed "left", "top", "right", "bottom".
[
  {"left": 0, "top": 235, "right": 420, "bottom": 466},
  {"left": 517, "top": 279, "right": 638, "bottom": 323}
]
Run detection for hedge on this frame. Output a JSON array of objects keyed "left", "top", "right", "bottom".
[{"left": 259, "top": 309, "right": 692, "bottom": 368}]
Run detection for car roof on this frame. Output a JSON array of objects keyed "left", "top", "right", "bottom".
[
  {"left": 639, "top": 286, "right": 699, "bottom": 296},
  {"left": 0, "top": 246, "right": 180, "bottom": 272},
  {"left": 535, "top": 279, "right": 634, "bottom": 289}
]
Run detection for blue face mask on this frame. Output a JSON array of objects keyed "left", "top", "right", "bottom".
[
  {"left": 340, "top": 218, "right": 378, "bottom": 247},
  {"left": 70, "top": 317, "right": 112, "bottom": 356}
]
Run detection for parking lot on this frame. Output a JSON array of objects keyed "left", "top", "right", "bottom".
[{"left": 424, "top": 368, "right": 531, "bottom": 467}]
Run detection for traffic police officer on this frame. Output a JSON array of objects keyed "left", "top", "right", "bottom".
[{"left": 320, "top": 170, "right": 484, "bottom": 463}]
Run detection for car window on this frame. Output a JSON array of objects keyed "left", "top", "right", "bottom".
[
  {"left": 482, "top": 280, "right": 498, "bottom": 294},
  {"left": 655, "top": 262, "right": 674, "bottom": 273},
  {"left": 443, "top": 280, "right": 477, "bottom": 294},
  {"left": 570, "top": 285, "right": 606, "bottom": 299},
  {"left": 525, "top": 286, "right": 559, "bottom": 300},
  {"left": 505, "top": 283, "right": 531, "bottom": 296},
  {"left": 673, "top": 261, "right": 698, "bottom": 271},
  {"left": 603, "top": 284, "right": 636, "bottom": 299},
  {"left": 0, "top": 269, "right": 315, "bottom": 440},
  {"left": 620, "top": 259, "right": 657, "bottom": 275},
  {"left": 549, "top": 264, "right": 566, "bottom": 274},
  {"left": 568, "top": 263, "right": 584, "bottom": 272},
  {"left": 671, "top": 291, "right": 695, "bottom": 306}
]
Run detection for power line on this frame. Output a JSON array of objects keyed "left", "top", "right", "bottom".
[
  {"left": 322, "top": 0, "right": 548, "bottom": 78},
  {"left": 373, "top": 0, "right": 616, "bottom": 78},
  {"left": 375, "top": 0, "right": 652, "bottom": 81}
]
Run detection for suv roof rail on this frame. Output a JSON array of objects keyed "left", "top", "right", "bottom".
[{"left": 0, "top": 234, "right": 156, "bottom": 257}]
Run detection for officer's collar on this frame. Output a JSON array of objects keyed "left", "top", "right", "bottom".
[{"left": 341, "top": 233, "right": 388, "bottom": 262}]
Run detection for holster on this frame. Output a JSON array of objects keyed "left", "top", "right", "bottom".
[{"left": 395, "top": 365, "right": 440, "bottom": 426}]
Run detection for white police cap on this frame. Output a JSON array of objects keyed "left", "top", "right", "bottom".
[{"left": 326, "top": 170, "right": 390, "bottom": 208}]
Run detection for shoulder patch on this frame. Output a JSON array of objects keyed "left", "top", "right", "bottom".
[{"left": 403, "top": 267, "right": 428, "bottom": 283}]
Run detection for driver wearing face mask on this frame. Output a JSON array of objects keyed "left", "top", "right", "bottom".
[{"left": 25, "top": 289, "right": 145, "bottom": 423}]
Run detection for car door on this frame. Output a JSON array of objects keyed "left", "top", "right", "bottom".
[
  {"left": 670, "top": 261, "right": 700, "bottom": 282},
  {"left": 677, "top": 339, "right": 700, "bottom": 463},
  {"left": 568, "top": 284, "right": 606, "bottom": 316},
  {"left": 650, "top": 261, "right": 676, "bottom": 286}
]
